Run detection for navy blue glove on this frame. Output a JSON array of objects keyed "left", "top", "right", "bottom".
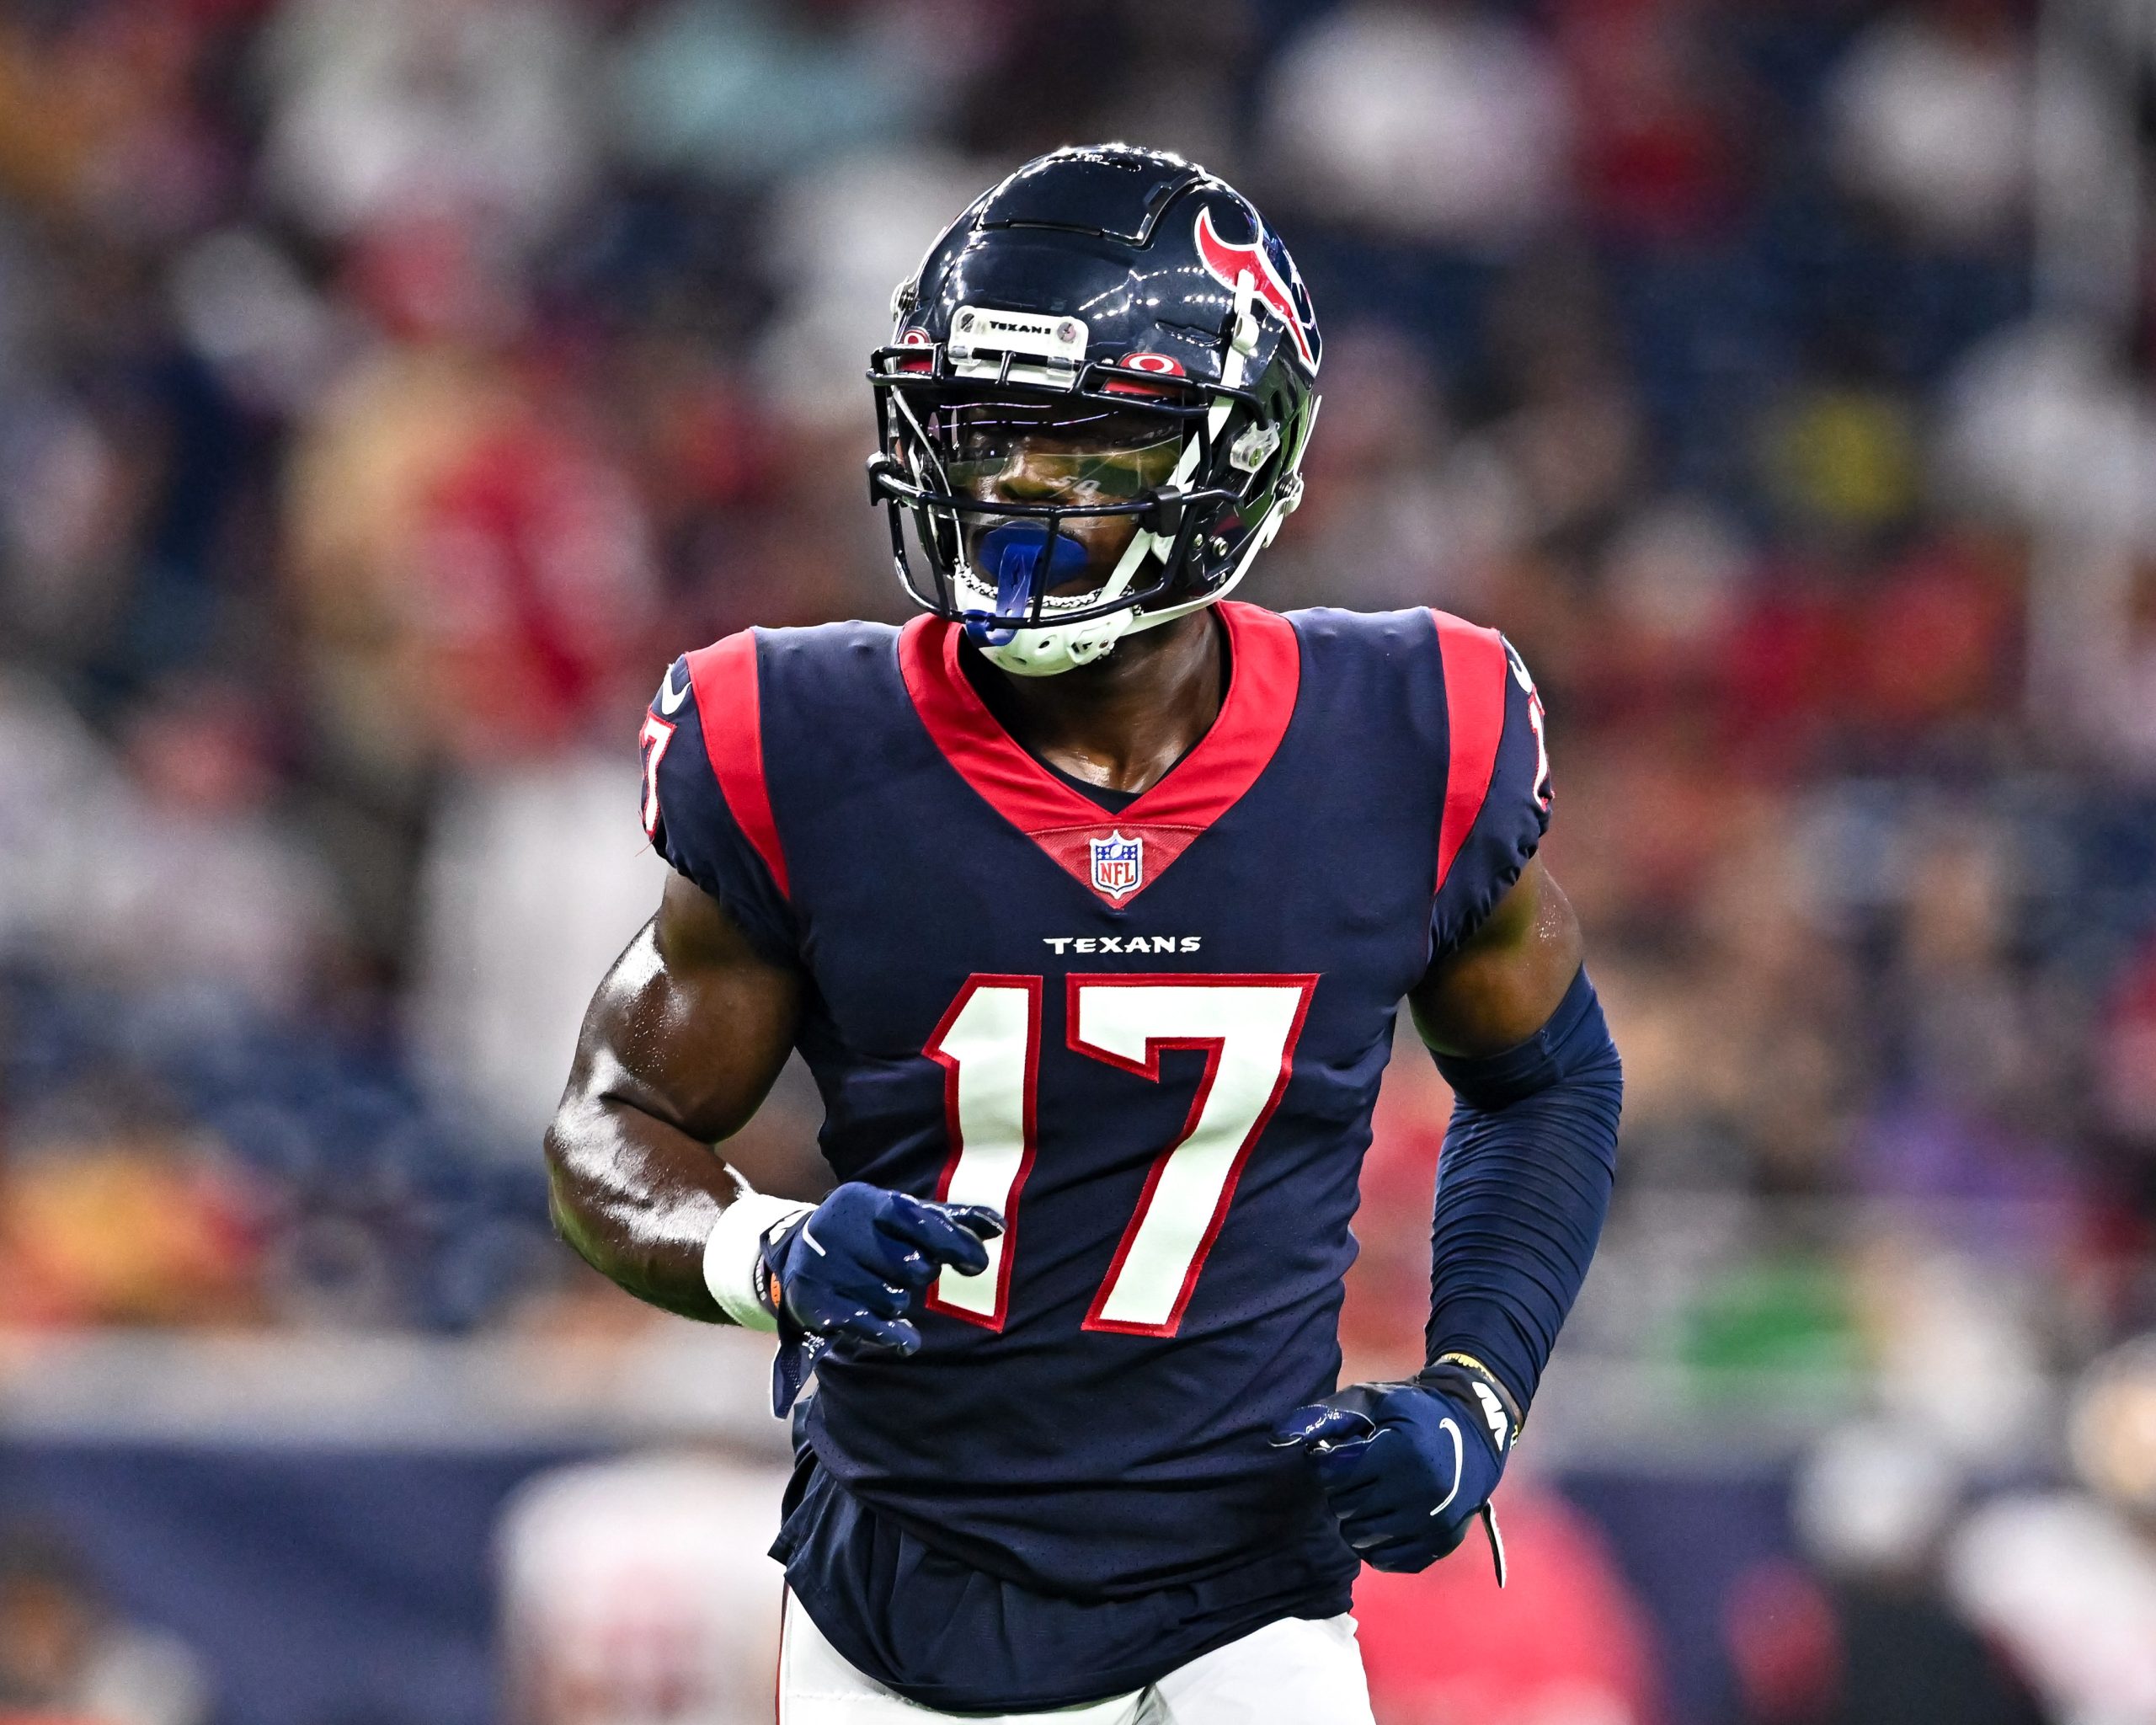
[
  {"left": 760, "top": 1183, "right": 1001, "bottom": 1413},
  {"left": 1272, "top": 1365, "right": 1515, "bottom": 1579}
]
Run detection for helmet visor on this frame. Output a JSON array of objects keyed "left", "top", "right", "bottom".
[{"left": 940, "top": 399, "right": 1182, "bottom": 601}]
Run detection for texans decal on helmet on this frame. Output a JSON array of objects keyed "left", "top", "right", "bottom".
[{"left": 1193, "top": 206, "right": 1319, "bottom": 371}]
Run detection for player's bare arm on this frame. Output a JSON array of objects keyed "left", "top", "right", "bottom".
[
  {"left": 545, "top": 872, "right": 803, "bottom": 1322},
  {"left": 549, "top": 875, "right": 997, "bottom": 1349}
]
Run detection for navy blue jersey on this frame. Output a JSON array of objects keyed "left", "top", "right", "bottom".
[{"left": 639, "top": 602, "right": 1550, "bottom": 1706}]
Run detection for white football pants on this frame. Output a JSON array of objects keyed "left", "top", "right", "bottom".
[{"left": 778, "top": 1589, "right": 1377, "bottom": 1724}]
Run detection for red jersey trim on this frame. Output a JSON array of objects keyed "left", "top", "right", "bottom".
[
  {"left": 686, "top": 630, "right": 789, "bottom": 899},
  {"left": 1429, "top": 610, "right": 1509, "bottom": 895},
  {"left": 897, "top": 601, "right": 1302, "bottom": 906}
]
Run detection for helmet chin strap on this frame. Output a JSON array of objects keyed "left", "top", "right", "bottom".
[{"left": 979, "top": 275, "right": 1267, "bottom": 680}]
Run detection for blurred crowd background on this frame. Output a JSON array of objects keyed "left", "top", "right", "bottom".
[{"left": 3, "top": 0, "right": 2156, "bottom": 1722}]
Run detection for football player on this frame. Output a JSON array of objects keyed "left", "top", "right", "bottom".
[{"left": 547, "top": 145, "right": 1623, "bottom": 1722}]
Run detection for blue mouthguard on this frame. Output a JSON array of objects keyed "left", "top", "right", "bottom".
[{"left": 964, "top": 525, "right": 1091, "bottom": 645}]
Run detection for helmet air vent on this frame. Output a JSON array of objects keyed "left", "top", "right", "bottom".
[{"left": 978, "top": 146, "right": 1205, "bottom": 245}]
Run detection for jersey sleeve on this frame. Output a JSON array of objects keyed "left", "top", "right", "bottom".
[
  {"left": 1428, "top": 613, "right": 1554, "bottom": 957},
  {"left": 638, "top": 634, "right": 801, "bottom": 966}
]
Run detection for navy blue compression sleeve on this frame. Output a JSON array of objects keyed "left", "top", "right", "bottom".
[{"left": 1423, "top": 965, "right": 1621, "bottom": 1409}]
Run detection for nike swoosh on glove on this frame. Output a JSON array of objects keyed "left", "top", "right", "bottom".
[
  {"left": 1272, "top": 1370, "right": 1511, "bottom": 1578},
  {"left": 760, "top": 1183, "right": 1001, "bottom": 1413}
]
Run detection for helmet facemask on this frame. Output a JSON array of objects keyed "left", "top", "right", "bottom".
[
  {"left": 868, "top": 302, "right": 1313, "bottom": 677},
  {"left": 914, "top": 393, "right": 1188, "bottom": 674}
]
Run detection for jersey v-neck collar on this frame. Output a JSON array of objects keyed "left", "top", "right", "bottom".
[{"left": 897, "top": 601, "right": 1302, "bottom": 907}]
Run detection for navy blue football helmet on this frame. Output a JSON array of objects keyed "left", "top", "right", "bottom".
[{"left": 868, "top": 144, "right": 1322, "bottom": 676}]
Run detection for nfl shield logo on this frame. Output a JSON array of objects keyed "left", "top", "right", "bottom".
[{"left": 1090, "top": 830, "right": 1144, "bottom": 901}]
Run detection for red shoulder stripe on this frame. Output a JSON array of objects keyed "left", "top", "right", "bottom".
[
  {"left": 1430, "top": 610, "right": 1510, "bottom": 895},
  {"left": 686, "top": 630, "right": 788, "bottom": 898}
]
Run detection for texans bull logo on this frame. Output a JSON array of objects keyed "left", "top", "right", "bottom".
[{"left": 1194, "top": 207, "right": 1319, "bottom": 371}]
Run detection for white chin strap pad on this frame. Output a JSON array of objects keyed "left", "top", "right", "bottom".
[{"left": 977, "top": 606, "right": 1136, "bottom": 677}]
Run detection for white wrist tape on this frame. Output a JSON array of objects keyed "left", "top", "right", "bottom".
[{"left": 702, "top": 1192, "right": 815, "bottom": 1332}]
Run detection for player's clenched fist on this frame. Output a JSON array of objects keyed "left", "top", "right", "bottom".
[
  {"left": 761, "top": 1184, "right": 1002, "bottom": 1355},
  {"left": 1273, "top": 1363, "right": 1515, "bottom": 1578}
]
